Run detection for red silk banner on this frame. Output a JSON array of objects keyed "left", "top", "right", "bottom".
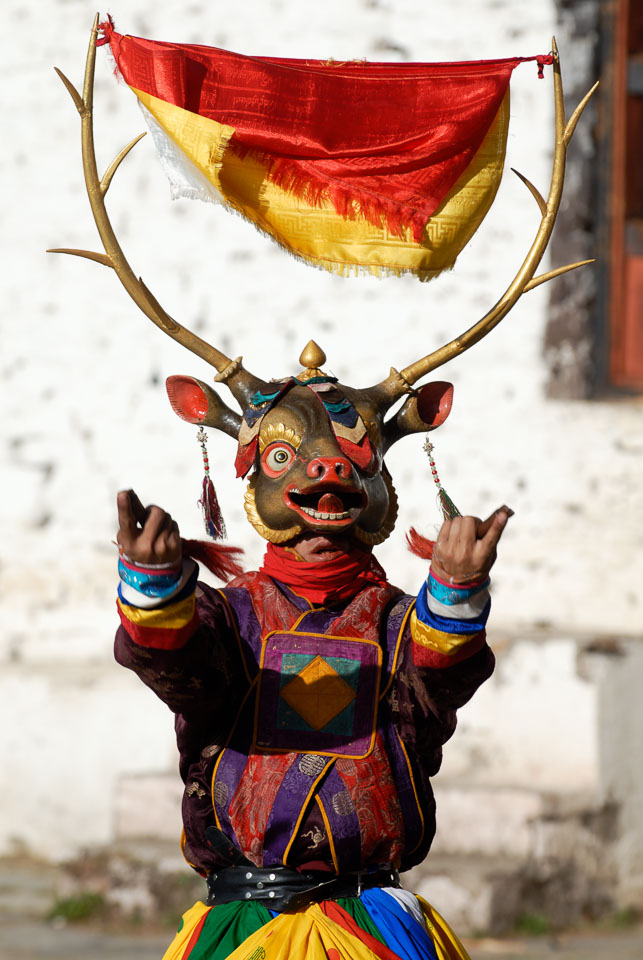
[{"left": 101, "top": 21, "right": 549, "bottom": 243}]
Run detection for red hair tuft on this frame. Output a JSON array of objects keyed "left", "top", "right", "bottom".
[
  {"left": 406, "top": 527, "right": 435, "bottom": 561},
  {"left": 182, "top": 539, "right": 245, "bottom": 582}
]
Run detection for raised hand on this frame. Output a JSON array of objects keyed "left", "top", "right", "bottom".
[
  {"left": 431, "top": 506, "right": 513, "bottom": 584},
  {"left": 116, "top": 490, "right": 182, "bottom": 567}
]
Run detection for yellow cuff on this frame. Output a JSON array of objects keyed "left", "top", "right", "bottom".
[
  {"left": 117, "top": 593, "right": 196, "bottom": 630},
  {"left": 410, "top": 610, "right": 478, "bottom": 656}
]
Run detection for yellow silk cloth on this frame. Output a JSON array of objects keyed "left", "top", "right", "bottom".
[
  {"left": 132, "top": 85, "right": 509, "bottom": 280},
  {"left": 162, "top": 895, "right": 471, "bottom": 960}
]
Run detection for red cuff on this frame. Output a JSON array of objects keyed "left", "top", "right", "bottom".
[{"left": 118, "top": 604, "right": 200, "bottom": 650}]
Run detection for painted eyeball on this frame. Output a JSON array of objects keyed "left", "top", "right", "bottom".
[{"left": 261, "top": 442, "right": 296, "bottom": 477}]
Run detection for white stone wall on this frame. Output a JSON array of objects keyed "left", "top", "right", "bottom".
[{"left": 2, "top": 0, "right": 641, "bottom": 870}]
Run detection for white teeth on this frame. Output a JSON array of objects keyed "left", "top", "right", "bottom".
[{"left": 300, "top": 506, "right": 350, "bottom": 520}]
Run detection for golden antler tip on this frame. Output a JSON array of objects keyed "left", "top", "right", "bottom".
[{"left": 298, "top": 340, "right": 327, "bottom": 370}]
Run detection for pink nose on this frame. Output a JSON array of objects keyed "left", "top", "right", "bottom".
[{"left": 306, "top": 456, "right": 353, "bottom": 481}]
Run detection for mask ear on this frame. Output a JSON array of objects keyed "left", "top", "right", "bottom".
[
  {"left": 166, "top": 376, "right": 242, "bottom": 440},
  {"left": 382, "top": 381, "right": 454, "bottom": 452},
  {"left": 416, "top": 381, "right": 454, "bottom": 428}
]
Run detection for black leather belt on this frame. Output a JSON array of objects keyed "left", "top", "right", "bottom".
[{"left": 206, "top": 863, "right": 401, "bottom": 912}]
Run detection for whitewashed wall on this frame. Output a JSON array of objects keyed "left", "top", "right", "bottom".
[{"left": 2, "top": 0, "right": 641, "bottom": 863}]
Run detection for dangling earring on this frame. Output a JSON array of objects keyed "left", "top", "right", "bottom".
[
  {"left": 197, "top": 427, "right": 226, "bottom": 539},
  {"left": 423, "top": 436, "right": 461, "bottom": 521}
]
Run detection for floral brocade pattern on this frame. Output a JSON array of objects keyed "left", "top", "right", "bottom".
[
  {"left": 336, "top": 733, "right": 405, "bottom": 867},
  {"left": 228, "top": 751, "right": 295, "bottom": 866}
]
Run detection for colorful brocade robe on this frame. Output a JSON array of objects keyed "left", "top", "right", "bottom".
[{"left": 115, "top": 564, "right": 494, "bottom": 877}]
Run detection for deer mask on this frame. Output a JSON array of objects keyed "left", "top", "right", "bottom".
[{"left": 165, "top": 341, "right": 453, "bottom": 544}]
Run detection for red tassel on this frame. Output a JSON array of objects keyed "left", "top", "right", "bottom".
[
  {"left": 200, "top": 474, "right": 226, "bottom": 540},
  {"left": 197, "top": 427, "right": 226, "bottom": 539},
  {"left": 406, "top": 527, "right": 435, "bottom": 560},
  {"left": 181, "top": 539, "right": 245, "bottom": 582}
]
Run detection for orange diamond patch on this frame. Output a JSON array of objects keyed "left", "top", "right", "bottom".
[{"left": 280, "top": 655, "right": 356, "bottom": 731}]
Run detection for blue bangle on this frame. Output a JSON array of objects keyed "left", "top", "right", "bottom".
[
  {"left": 416, "top": 582, "right": 490, "bottom": 634},
  {"left": 427, "top": 572, "right": 490, "bottom": 606},
  {"left": 118, "top": 559, "right": 182, "bottom": 598}
]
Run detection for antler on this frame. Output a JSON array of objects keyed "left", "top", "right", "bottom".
[
  {"left": 370, "top": 38, "right": 598, "bottom": 409},
  {"left": 47, "top": 15, "right": 263, "bottom": 409}
]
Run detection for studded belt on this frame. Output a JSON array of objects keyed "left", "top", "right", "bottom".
[{"left": 205, "top": 863, "right": 401, "bottom": 912}]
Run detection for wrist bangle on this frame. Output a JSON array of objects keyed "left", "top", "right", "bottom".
[
  {"left": 428, "top": 570, "right": 490, "bottom": 605},
  {"left": 430, "top": 564, "right": 489, "bottom": 589},
  {"left": 118, "top": 558, "right": 182, "bottom": 598}
]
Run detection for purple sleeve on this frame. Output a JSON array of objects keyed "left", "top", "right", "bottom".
[
  {"left": 114, "top": 583, "right": 246, "bottom": 723},
  {"left": 393, "top": 629, "right": 495, "bottom": 777}
]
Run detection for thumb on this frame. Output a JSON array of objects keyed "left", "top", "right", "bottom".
[
  {"left": 478, "top": 505, "right": 514, "bottom": 547},
  {"left": 117, "top": 490, "right": 137, "bottom": 539}
]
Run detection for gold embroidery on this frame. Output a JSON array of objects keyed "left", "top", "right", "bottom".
[
  {"left": 301, "top": 825, "right": 326, "bottom": 849},
  {"left": 186, "top": 781, "right": 207, "bottom": 799}
]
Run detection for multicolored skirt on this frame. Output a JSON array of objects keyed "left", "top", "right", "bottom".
[{"left": 162, "top": 887, "right": 470, "bottom": 960}]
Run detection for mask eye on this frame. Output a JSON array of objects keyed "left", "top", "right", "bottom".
[{"left": 261, "top": 442, "right": 296, "bottom": 477}]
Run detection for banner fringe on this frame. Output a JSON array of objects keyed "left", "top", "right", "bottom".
[
  {"left": 228, "top": 140, "right": 427, "bottom": 242},
  {"left": 165, "top": 175, "right": 454, "bottom": 281}
]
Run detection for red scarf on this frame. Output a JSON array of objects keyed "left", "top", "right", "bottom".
[{"left": 260, "top": 543, "right": 388, "bottom": 606}]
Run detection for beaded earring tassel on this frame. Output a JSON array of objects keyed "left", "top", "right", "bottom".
[
  {"left": 197, "top": 427, "right": 226, "bottom": 539},
  {"left": 423, "top": 436, "right": 461, "bottom": 521}
]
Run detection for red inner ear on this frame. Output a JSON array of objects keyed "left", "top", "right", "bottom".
[
  {"left": 166, "top": 375, "right": 209, "bottom": 423},
  {"left": 416, "top": 381, "right": 454, "bottom": 428}
]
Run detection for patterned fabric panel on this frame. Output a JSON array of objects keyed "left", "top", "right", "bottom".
[
  {"left": 254, "top": 631, "right": 381, "bottom": 757},
  {"left": 334, "top": 733, "right": 405, "bottom": 868}
]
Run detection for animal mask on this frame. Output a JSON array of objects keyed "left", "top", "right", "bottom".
[{"left": 166, "top": 341, "right": 453, "bottom": 544}]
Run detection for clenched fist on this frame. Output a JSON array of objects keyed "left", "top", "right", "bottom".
[
  {"left": 431, "top": 506, "right": 513, "bottom": 584},
  {"left": 116, "top": 490, "right": 182, "bottom": 567}
]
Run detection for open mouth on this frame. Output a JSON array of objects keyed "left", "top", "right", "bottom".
[{"left": 285, "top": 485, "right": 365, "bottom": 523}]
